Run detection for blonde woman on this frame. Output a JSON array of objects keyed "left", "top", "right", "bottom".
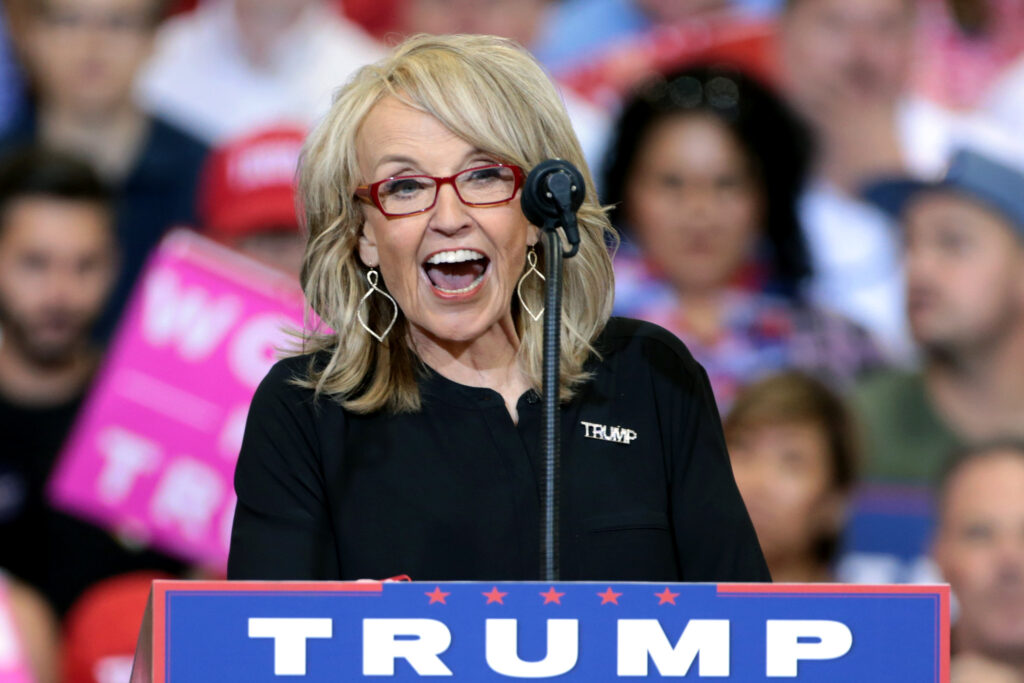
[{"left": 227, "top": 34, "right": 769, "bottom": 583}]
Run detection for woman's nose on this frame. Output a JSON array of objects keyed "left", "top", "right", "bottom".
[
  {"left": 679, "top": 183, "right": 717, "bottom": 218},
  {"left": 428, "top": 182, "right": 473, "bottom": 235}
]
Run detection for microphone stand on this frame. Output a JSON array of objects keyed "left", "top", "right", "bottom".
[
  {"left": 521, "top": 161, "right": 584, "bottom": 583},
  {"left": 539, "top": 226, "right": 564, "bottom": 583}
]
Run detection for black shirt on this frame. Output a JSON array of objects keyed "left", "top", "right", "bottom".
[
  {"left": 0, "top": 389, "right": 183, "bottom": 614},
  {"left": 228, "top": 318, "right": 770, "bottom": 582}
]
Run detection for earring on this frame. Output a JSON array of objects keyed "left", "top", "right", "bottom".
[
  {"left": 357, "top": 268, "right": 398, "bottom": 342},
  {"left": 516, "top": 246, "right": 545, "bottom": 322}
]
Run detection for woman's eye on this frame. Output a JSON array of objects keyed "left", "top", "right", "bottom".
[
  {"left": 382, "top": 178, "right": 429, "bottom": 197},
  {"left": 464, "top": 167, "right": 504, "bottom": 184},
  {"left": 962, "top": 524, "right": 994, "bottom": 544},
  {"left": 716, "top": 175, "right": 745, "bottom": 191},
  {"left": 654, "top": 173, "right": 684, "bottom": 191}
]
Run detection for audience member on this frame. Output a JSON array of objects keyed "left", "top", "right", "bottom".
[
  {"left": 779, "top": 0, "right": 989, "bottom": 360},
  {"left": 398, "top": 0, "right": 552, "bottom": 49},
  {"left": 393, "top": 0, "right": 610, "bottom": 172},
  {"left": 197, "top": 126, "right": 306, "bottom": 276},
  {"left": 724, "top": 372, "right": 857, "bottom": 582},
  {"left": 4, "top": 0, "right": 208, "bottom": 339},
  {"left": 137, "top": 0, "right": 387, "bottom": 145},
  {"left": 605, "top": 66, "right": 882, "bottom": 408},
  {"left": 0, "top": 573, "right": 58, "bottom": 683},
  {"left": 855, "top": 147, "right": 1024, "bottom": 483},
  {"left": 0, "top": 148, "right": 180, "bottom": 614},
  {"left": 934, "top": 442, "right": 1024, "bottom": 683}
]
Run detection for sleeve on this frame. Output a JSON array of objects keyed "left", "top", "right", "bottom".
[
  {"left": 227, "top": 359, "right": 340, "bottom": 580},
  {"left": 644, "top": 331, "right": 772, "bottom": 582}
]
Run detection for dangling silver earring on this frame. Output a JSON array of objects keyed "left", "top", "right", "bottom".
[
  {"left": 358, "top": 268, "right": 398, "bottom": 342},
  {"left": 516, "top": 246, "right": 545, "bottom": 322}
]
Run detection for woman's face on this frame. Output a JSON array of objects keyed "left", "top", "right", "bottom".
[
  {"left": 625, "top": 114, "right": 762, "bottom": 294},
  {"left": 727, "top": 420, "right": 842, "bottom": 570},
  {"left": 356, "top": 96, "right": 536, "bottom": 350}
]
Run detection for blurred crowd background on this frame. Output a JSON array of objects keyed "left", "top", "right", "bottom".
[{"left": 2, "top": 0, "right": 1024, "bottom": 680}]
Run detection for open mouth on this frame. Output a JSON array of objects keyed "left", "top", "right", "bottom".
[{"left": 423, "top": 248, "right": 490, "bottom": 296}]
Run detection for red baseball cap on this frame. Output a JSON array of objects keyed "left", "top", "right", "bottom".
[
  {"left": 61, "top": 571, "right": 173, "bottom": 683},
  {"left": 198, "top": 126, "right": 308, "bottom": 239}
]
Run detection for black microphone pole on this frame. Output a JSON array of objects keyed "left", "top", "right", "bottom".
[{"left": 521, "top": 159, "right": 585, "bottom": 583}]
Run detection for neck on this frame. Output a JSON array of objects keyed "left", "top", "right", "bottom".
[
  {"left": 675, "top": 287, "right": 726, "bottom": 344},
  {"left": 0, "top": 339, "right": 96, "bottom": 407},
  {"left": 812, "top": 101, "right": 903, "bottom": 195},
  {"left": 411, "top": 315, "right": 530, "bottom": 421},
  {"left": 38, "top": 99, "right": 148, "bottom": 181},
  {"left": 925, "top": 324, "right": 1024, "bottom": 440},
  {"left": 954, "top": 627, "right": 1024, "bottom": 678},
  {"left": 764, "top": 555, "right": 831, "bottom": 584}
]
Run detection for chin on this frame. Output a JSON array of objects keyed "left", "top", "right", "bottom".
[
  {"left": 413, "top": 309, "right": 505, "bottom": 347},
  {"left": 977, "top": 626, "right": 1024, "bottom": 658},
  {"left": 25, "top": 343, "right": 78, "bottom": 366}
]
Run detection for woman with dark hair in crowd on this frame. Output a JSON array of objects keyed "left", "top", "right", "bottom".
[
  {"left": 724, "top": 371, "right": 859, "bottom": 582},
  {"left": 604, "top": 64, "right": 883, "bottom": 409}
]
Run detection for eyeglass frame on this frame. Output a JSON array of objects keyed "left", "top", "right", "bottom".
[{"left": 354, "top": 163, "right": 526, "bottom": 219}]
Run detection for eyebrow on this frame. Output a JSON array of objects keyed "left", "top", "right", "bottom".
[
  {"left": 375, "top": 154, "right": 420, "bottom": 170},
  {"left": 373, "top": 148, "right": 494, "bottom": 176}
]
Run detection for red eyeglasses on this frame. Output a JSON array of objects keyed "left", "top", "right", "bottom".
[{"left": 355, "top": 163, "right": 525, "bottom": 218}]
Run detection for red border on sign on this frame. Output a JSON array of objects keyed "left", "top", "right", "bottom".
[
  {"left": 148, "top": 580, "right": 385, "bottom": 683},
  {"left": 146, "top": 581, "right": 949, "bottom": 683},
  {"left": 717, "top": 583, "right": 945, "bottom": 594},
  {"left": 717, "top": 583, "right": 950, "bottom": 683}
]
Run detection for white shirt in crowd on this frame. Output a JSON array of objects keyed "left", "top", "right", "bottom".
[
  {"left": 984, "top": 54, "right": 1024, "bottom": 143},
  {"left": 136, "top": 0, "right": 609, "bottom": 182},
  {"left": 136, "top": 0, "right": 388, "bottom": 144}
]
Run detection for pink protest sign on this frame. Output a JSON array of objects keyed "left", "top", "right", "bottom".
[{"left": 49, "top": 229, "right": 308, "bottom": 570}]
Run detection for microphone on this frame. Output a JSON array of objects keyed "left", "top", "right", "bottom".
[{"left": 521, "top": 159, "right": 586, "bottom": 258}]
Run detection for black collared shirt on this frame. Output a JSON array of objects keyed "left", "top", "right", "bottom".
[{"left": 228, "top": 318, "right": 770, "bottom": 582}]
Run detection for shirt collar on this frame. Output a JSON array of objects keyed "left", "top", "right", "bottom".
[{"left": 418, "top": 364, "right": 507, "bottom": 410}]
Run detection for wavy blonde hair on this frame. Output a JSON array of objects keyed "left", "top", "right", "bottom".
[{"left": 297, "top": 33, "right": 617, "bottom": 413}]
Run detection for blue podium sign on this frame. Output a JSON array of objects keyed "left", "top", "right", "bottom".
[{"left": 139, "top": 580, "right": 948, "bottom": 681}]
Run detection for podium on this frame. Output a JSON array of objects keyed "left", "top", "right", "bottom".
[{"left": 131, "top": 580, "right": 948, "bottom": 681}]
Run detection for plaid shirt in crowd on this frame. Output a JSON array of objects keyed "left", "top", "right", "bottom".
[{"left": 613, "top": 250, "right": 886, "bottom": 411}]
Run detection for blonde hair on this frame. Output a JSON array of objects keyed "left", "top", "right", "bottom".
[{"left": 296, "top": 33, "right": 617, "bottom": 413}]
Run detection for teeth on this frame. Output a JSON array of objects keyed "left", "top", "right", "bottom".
[
  {"left": 426, "top": 249, "right": 485, "bottom": 265},
  {"left": 434, "top": 272, "right": 486, "bottom": 294}
]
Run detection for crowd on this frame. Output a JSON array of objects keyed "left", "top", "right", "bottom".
[{"left": 0, "top": 0, "right": 1022, "bottom": 680}]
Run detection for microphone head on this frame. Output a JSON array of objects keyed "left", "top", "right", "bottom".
[{"left": 521, "top": 159, "right": 586, "bottom": 229}]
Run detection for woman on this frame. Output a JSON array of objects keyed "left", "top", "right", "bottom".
[
  {"left": 604, "top": 65, "right": 882, "bottom": 410},
  {"left": 227, "top": 34, "right": 768, "bottom": 583},
  {"left": 724, "top": 372, "right": 858, "bottom": 582}
]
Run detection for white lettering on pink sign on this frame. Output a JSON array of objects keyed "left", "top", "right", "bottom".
[{"left": 48, "top": 230, "right": 307, "bottom": 569}]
